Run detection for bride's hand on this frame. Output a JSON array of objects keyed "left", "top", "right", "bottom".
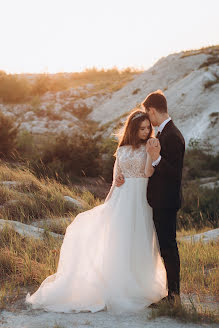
[
  {"left": 146, "top": 138, "right": 161, "bottom": 162},
  {"left": 115, "top": 174, "right": 125, "bottom": 187}
]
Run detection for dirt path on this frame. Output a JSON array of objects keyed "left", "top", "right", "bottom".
[
  {"left": 1, "top": 307, "right": 215, "bottom": 328},
  {"left": 1, "top": 292, "right": 217, "bottom": 328}
]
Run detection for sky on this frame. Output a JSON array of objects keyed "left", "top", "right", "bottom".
[{"left": 0, "top": 0, "right": 219, "bottom": 74}]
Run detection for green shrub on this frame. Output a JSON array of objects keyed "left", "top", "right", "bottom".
[
  {"left": 179, "top": 139, "right": 219, "bottom": 229},
  {"left": 183, "top": 141, "right": 219, "bottom": 180},
  {"left": 178, "top": 183, "right": 219, "bottom": 230},
  {"left": 30, "top": 133, "right": 100, "bottom": 182},
  {"left": 98, "top": 137, "right": 118, "bottom": 182},
  {"left": 16, "top": 130, "right": 35, "bottom": 158}
]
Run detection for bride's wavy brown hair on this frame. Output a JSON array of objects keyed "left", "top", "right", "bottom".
[{"left": 116, "top": 109, "right": 153, "bottom": 152}]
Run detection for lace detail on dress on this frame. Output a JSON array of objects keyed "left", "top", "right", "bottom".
[
  {"left": 105, "top": 144, "right": 147, "bottom": 203},
  {"left": 115, "top": 145, "right": 147, "bottom": 179}
]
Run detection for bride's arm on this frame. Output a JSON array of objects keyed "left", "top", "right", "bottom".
[
  {"left": 104, "top": 154, "right": 122, "bottom": 203},
  {"left": 145, "top": 151, "right": 155, "bottom": 177},
  {"left": 104, "top": 184, "right": 115, "bottom": 203}
]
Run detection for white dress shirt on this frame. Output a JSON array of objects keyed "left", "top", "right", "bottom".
[{"left": 152, "top": 117, "right": 172, "bottom": 167}]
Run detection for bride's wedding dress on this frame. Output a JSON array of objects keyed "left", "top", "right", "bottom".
[{"left": 26, "top": 144, "right": 167, "bottom": 314}]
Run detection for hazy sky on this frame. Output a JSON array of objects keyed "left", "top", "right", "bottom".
[{"left": 1, "top": 0, "right": 219, "bottom": 73}]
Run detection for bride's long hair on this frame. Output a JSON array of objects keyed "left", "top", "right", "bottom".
[{"left": 116, "top": 109, "right": 154, "bottom": 152}]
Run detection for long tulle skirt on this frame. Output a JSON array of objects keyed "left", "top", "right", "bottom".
[{"left": 26, "top": 178, "right": 167, "bottom": 314}]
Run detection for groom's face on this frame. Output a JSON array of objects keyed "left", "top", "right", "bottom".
[{"left": 145, "top": 107, "right": 158, "bottom": 127}]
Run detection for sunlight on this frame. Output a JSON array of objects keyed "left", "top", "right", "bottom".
[{"left": 0, "top": 0, "right": 219, "bottom": 73}]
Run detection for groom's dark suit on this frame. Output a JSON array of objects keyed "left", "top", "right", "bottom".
[{"left": 147, "top": 120, "right": 185, "bottom": 298}]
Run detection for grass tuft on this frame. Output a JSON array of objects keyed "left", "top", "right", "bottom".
[
  {"left": 148, "top": 296, "right": 219, "bottom": 324},
  {"left": 179, "top": 240, "right": 219, "bottom": 296}
]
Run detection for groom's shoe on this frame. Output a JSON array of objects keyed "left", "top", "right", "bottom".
[
  {"left": 148, "top": 296, "right": 169, "bottom": 309},
  {"left": 168, "top": 293, "right": 181, "bottom": 306},
  {"left": 148, "top": 303, "right": 158, "bottom": 309},
  {"left": 149, "top": 295, "right": 181, "bottom": 309}
]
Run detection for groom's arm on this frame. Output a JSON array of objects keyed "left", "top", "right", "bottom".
[{"left": 154, "top": 135, "right": 185, "bottom": 181}]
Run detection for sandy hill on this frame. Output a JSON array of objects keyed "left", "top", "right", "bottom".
[
  {"left": 89, "top": 47, "right": 219, "bottom": 152},
  {"left": 0, "top": 46, "right": 218, "bottom": 152}
]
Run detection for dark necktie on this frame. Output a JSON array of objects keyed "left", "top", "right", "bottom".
[{"left": 156, "top": 131, "right": 161, "bottom": 139}]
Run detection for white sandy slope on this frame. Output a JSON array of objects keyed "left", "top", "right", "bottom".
[
  {"left": 0, "top": 85, "right": 109, "bottom": 136},
  {"left": 89, "top": 52, "right": 219, "bottom": 151}
]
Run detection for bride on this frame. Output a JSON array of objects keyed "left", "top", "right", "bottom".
[{"left": 26, "top": 109, "right": 167, "bottom": 314}]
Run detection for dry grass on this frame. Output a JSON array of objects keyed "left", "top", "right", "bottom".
[
  {"left": 0, "top": 163, "right": 218, "bottom": 323},
  {"left": 1, "top": 226, "right": 218, "bottom": 314},
  {"left": 179, "top": 240, "right": 219, "bottom": 297},
  {"left": 0, "top": 226, "right": 62, "bottom": 308},
  {"left": 38, "top": 218, "right": 72, "bottom": 235},
  {"left": 149, "top": 296, "right": 219, "bottom": 324},
  {"left": 67, "top": 67, "right": 142, "bottom": 94},
  {"left": 176, "top": 227, "right": 213, "bottom": 238},
  {"left": 0, "top": 163, "right": 103, "bottom": 308},
  {"left": 0, "top": 163, "right": 101, "bottom": 223},
  {"left": 180, "top": 45, "right": 219, "bottom": 58},
  {"left": 52, "top": 324, "right": 66, "bottom": 328},
  {"left": 204, "top": 75, "right": 219, "bottom": 89},
  {"left": 150, "top": 234, "right": 219, "bottom": 324},
  {"left": 1, "top": 67, "right": 142, "bottom": 103}
]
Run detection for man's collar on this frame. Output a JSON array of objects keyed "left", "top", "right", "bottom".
[{"left": 158, "top": 117, "right": 172, "bottom": 133}]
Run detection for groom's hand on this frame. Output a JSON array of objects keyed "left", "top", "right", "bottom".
[
  {"left": 146, "top": 138, "right": 161, "bottom": 162},
  {"left": 115, "top": 174, "right": 125, "bottom": 187}
]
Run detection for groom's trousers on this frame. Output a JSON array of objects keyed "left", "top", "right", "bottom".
[{"left": 152, "top": 208, "right": 180, "bottom": 298}]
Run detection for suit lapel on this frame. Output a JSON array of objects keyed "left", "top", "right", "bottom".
[
  {"left": 158, "top": 120, "right": 174, "bottom": 138},
  {"left": 157, "top": 120, "right": 174, "bottom": 156}
]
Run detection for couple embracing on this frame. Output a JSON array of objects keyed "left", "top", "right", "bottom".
[{"left": 26, "top": 90, "right": 185, "bottom": 314}]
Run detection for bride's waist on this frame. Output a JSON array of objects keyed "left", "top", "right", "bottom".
[
  {"left": 124, "top": 176, "right": 148, "bottom": 180},
  {"left": 114, "top": 177, "right": 148, "bottom": 191}
]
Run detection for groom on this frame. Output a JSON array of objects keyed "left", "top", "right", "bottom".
[{"left": 116, "top": 90, "right": 185, "bottom": 305}]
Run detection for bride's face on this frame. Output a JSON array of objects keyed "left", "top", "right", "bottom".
[{"left": 137, "top": 119, "right": 151, "bottom": 140}]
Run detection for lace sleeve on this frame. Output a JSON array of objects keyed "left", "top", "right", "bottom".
[
  {"left": 104, "top": 152, "right": 122, "bottom": 203},
  {"left": 112, "top": 156, "right": 122, "bottom": 182}
]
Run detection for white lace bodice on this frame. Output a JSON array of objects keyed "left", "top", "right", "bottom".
[{"left": 113, "top": 144, "right": 147, "bottom": 180}]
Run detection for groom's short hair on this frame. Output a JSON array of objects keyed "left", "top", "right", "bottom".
[{"left": 142, "top": 90, "right": 167, "bottom": 113}]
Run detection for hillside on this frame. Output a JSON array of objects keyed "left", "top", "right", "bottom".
[
  {"left": 90, "top": 46, "right": 219, "bottom": 152},
  {"left": 0, "top": 46, "right": 218, "bottom": 152},
  {"left": 0, "top": 68, "right": 140, "bottom": 136}
]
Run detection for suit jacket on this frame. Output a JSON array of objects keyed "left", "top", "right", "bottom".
[{"left": 147, "top": 120, "right": 185, "bottom": 209}]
